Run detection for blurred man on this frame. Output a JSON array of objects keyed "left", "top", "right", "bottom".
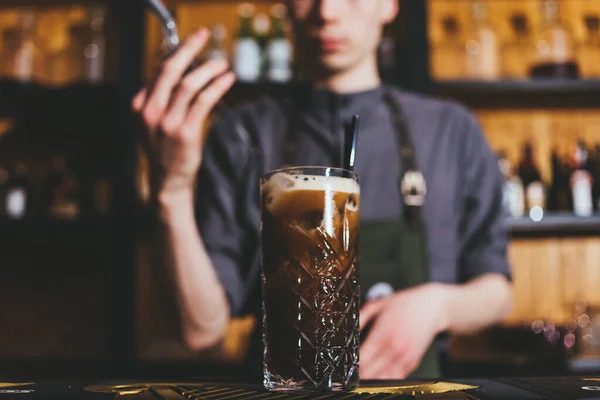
[{"left": 133, "top": 0, "right": 513, "bottom": 379}]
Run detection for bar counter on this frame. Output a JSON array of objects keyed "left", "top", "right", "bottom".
[{"left": 2, "top": 376, "right": 600, "bottom": 399}]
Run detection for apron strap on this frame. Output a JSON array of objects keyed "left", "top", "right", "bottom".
[
  {"left": 383, "top": 91, "right": 427, "bottom": 227},
  {"left": 281, "top": 88, "right": 428, "bottom": 226}
]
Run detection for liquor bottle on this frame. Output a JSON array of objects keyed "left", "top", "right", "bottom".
[
  {"left": 548, "top": 148, "right": 572, "bottom": 211},
  {"left": 10, "top": 10, "right": 37, "bottom": 82},
  {"left": 83, "top": 6, "right": 106, "bottom": 84},
  {"left": 570, "top": 141, "right": 593, "bottom": 216},
  {"left": 465, "top": 0, "right": 500, "bottom": 80},
  {"left": 530, "top": 0, "right": 579, "bottom": 79},
  {"left": 266, "top": 4, "right": 292, "bottom": 83},
  {"left": 503, "top": 13, "right": 533, "bottom": 79},
  {"left": 579, "top": 15, "right": 600, "bottom": 78},
  {"left": 498, "top": 151, "right": 525, "bottom": 217},
  {"left": 431, "top": 16, "right": 465, "bottom": 80},
  {"left": 206, "top": 24, "right": 228, "bottom": 62},
  {"left": 40, "top": 156, "right": 81, "bottom": 220},
  {"left": 233, "top": 3, "right": 261, "bottom": 82},
  {"left": 253, "top": 12, "right": 271, "bottom": 80},
  {"left": 4, "top": 163, "right": 31, "bottom": 220},
  {"left": 517, "top": 142, "right": 545, "bottom": 211}
]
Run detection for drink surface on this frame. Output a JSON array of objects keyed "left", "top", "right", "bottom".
[{"left": 261, "top": 172, "right": 360, "bottom": 390}]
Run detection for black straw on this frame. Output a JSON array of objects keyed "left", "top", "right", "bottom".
[{"left": 343, "top": 115, "right": 360, "bottom": 171}]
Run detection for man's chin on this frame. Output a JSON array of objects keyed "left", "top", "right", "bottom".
[{"left": 314, "top": 54, "right": 355, "bottom": 74}]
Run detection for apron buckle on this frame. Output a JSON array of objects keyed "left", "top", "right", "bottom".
[{"left": 400, "top": 170, "right": 427, "bottom": 207}]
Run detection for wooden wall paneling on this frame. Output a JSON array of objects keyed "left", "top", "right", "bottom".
[
  {"left": 524, "top": 238, "right": 562, "bottom": 323},
  {"left": 506, "top": 237, "right": 600, "bottom": 327},
  {"left": 582, "top": 238, "right": 600, "bottom": 309},
  {"left": 580, "top": 109, "right": 600, "bottom": 149},
  {"left": 560, "top": 238, "right": 586, "bottom": 321},
  {"left": 544, "top": 238, "right": 567, "bottom": 323},
  {"left": 506, "top": 239, "right": 532, "bottom": 324}
]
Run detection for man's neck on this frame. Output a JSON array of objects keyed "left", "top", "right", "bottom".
[{"left": 311, "top": 56, "right": 381, "bottom": 94}]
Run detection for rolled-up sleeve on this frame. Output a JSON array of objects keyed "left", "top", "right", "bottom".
[
  {"left": 458, "top": 114, "right": 512, "bottom": 283},
  {"left": 195, "top": 114, "right": 259, "bottom": 317}
]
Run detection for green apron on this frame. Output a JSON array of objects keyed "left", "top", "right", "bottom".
[
  {"left": 359, "top": 218, "right": 440, "bottom": 378},
  {"left": 358, "top": 92, "right": 439, "bottom": 378},
  {"left": 281, "top": 89, "right": 440, "bottom": 378}
]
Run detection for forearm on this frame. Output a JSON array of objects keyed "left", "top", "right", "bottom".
[
  {"left": 153, "top": 189, "right": 231, "bottom": 351},
  {"left": 437, "top": 273, "right": 513, "bottom": 335}
]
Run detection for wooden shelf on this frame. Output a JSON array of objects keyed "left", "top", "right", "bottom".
[
  {"left": 219, "top": 79, "right": 600, "bottom": 110},
  {"left": 0, "top": 80, "right": 118, "bottom": 117},
  {"left": 433, "top": 79, "right": 600, "bottom": 109},
  {"left": 507, "top": 213, "right": 600, "bottom": 237},
  {"left": 0, "top": 80, "right": 119, "bottom": 144},
  {"left": 0, "top": 217, "right": 112, "bottom": 247}
]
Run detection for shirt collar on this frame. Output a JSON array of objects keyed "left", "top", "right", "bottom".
[{"left": 292, "top": 83, "right": 387, "bottom": 124}]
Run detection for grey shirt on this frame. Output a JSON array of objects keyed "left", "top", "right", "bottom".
[{"left": 196, "top": 85, "right": 510, "bottom": 317}]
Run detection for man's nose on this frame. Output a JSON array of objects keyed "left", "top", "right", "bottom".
[{"left": 318, "top": 0, "right": 342, "bottom": 21}]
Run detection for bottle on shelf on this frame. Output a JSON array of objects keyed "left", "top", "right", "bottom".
[
  {"left": 465, "top": 0, "right": 500, "bottom": 81},
  {"left": 40, "top": 156, "right": 81, "bottom": 220},
  {"left": 4, "top": 163, "right": 31, "bottom": 220},
  {"left": 498, "top": 151, "right": 525, "bottom": 218},
  {"left": 570, "top": 141, "right": 594, "bottom": 217},
  {"left": 579, "top": 15, "right": 600, "bottom": 78},
  {"left": 548, "top": 147, "right": 573, "bottom": 211},
  {"left": 253, "top": 12, "right": 271, "bottom": 80},
  {"left": 233, "top": 3, "right": 262, "bottom": 83},
  {"left": 3, "top": 10, "right": 38, "bottom": 82},
  {"left": 530, "top": 0, "right": 579, "bottom": 79},
  {"left": 503, "top": 13, "right": 533, "bottom": 79},
  {"left": 266, "top": 3, "right": 293, "bottom": 83},
  {"left": 206, "top": 24, "right": 229, "bottom": 63},
  {"left": 517, "top": 142, "right": 546, "bottom": 213},
  {"left": 83, "top": 6, "right": 106, "bottom": 84},
  {"left": 431, "top": 15, "right": 465, "bottom": 80}
]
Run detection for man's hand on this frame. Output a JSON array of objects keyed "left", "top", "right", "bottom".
[
  {"left": 132, "top": 28, "right": 236, "bottom": 199},
  {"left": 359, "top": 283, "right": 449, "bottom": 380}
]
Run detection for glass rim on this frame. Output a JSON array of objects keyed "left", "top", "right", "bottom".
[{"left": 261, "top": 166, "right": 358, "bottom": 181}]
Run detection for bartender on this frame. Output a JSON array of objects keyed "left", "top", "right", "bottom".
[{"left": 133, "top": 0, "right": 513, "bottom": 379}]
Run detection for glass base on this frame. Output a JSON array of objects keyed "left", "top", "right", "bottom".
[{"left": 263, "top": 371, "right": 358, "bottom": 392}]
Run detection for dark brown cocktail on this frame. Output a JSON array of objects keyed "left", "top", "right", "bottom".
[{"left": 261, "top": 167, "right": 360, "bottom": 391}]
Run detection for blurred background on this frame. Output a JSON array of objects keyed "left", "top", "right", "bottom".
[{"left": 1, "top": 0, "right": 600, "bottom": 379}]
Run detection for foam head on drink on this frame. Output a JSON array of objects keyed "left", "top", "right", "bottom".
[{"left": 261, "top": 170, "right": 360, "bottom": 390}]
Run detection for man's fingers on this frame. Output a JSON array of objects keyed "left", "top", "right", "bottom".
[
  {"left": 390, "top": 351, "right": 419, "bottom": 380},
  {"left": 186, "top": 71, "right": 236, "bottom": 133},
  {"left": 161, "top": 60, "right": 230, "bottom": 133},
  {"left": 359, "top": 315, "right": 391, "bottom": 368},
  {"left": 132, "top": 88, "right": 147, "bottom": 112},
  {"left": 143, "top": 29, "right": 209, "bottom": 128},
  {"left": 360, "top": 350, "right": 394, "bottom": 380},
  {"left": 360, "top": 298, "right": 390, "bottom": 331}
]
